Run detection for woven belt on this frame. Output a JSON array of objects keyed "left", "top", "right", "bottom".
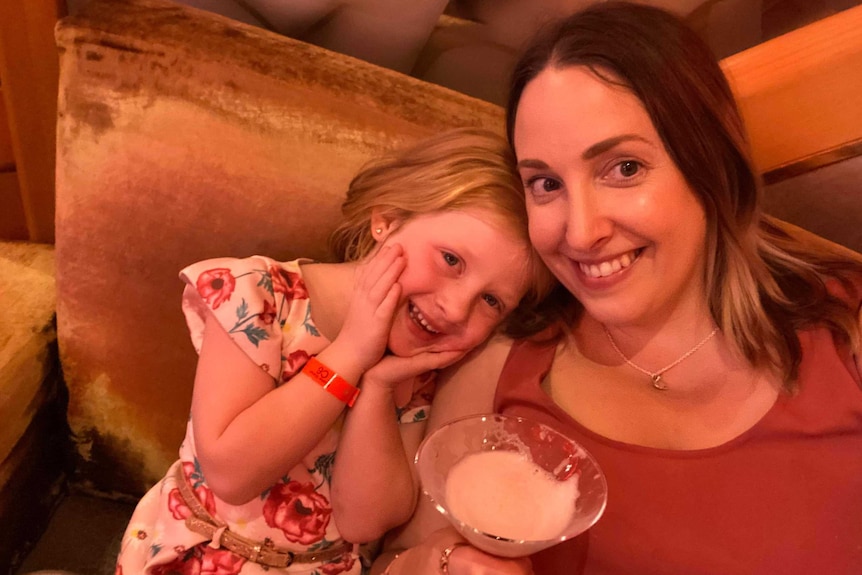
[{"left": 175, "top": 464, "right": 354, "bottom": 568}]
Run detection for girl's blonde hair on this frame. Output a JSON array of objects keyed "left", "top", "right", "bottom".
[{"left": 329, "top": 127, "right": 556, "bottom": 337}]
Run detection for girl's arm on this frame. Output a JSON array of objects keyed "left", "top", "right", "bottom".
[
  {"left": 373, "top": 337, "right": 521, "bottom": 572},
  {"left": 331, "top": 351, "right": 462, "bottom": 543},
  {"left": 192, "top": 247, "right": 406, "bottom": 504}
]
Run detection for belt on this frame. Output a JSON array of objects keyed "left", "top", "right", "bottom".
[{"left": 175, "top": 464, "right": 355, "bottom": 568}]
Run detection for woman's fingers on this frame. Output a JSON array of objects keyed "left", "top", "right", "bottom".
[{"left": 451, "top": 546, "right": 535, "bottom": 575}]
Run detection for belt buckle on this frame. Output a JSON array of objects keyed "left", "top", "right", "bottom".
[{"left": 253, "top": 539, "right": 294, "bottom": 568}]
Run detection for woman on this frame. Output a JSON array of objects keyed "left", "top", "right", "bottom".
[{"left": 375, "top": 2, "right": 862, "bottom": 574}]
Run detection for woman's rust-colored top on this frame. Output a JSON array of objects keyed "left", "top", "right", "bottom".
[{"left": 495, "top": 282, "right": 862, "bottom": 575}]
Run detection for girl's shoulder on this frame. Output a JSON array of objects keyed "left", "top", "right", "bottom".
[{"left": 180, "top": 256, "right": 325, "bottom": 382}]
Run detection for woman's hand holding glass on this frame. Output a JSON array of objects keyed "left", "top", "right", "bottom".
[{"left": 387, "top": 527, "right": 534, "bottom": 575}]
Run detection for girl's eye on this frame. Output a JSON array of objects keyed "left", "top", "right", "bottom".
[
  {"left": 442, "top": 252, "right": 460, "bottom": 267},
  {"left": 482, "top": 294, "right": 500, "bottom": 308}
]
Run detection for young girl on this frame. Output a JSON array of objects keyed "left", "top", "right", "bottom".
[{"left": 114, "top": 128, "right": 554, "bottom": 575}]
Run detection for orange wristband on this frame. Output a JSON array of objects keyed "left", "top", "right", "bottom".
[{"left": 302, "top": 356, "right": 360, "bottom": 407}]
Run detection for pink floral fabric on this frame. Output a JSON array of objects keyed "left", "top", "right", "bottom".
[{"left": 116, "top": 257, "right": 432, "bottom": 575}]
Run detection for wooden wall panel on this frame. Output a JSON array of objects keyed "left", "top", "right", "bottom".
[
  {"left": 0, "top": 84, "right": 28, "bottom": 241},
  {"left": 0, "top": 0, "right": 64, "bottom": 243},
  {"left": 722, "top": 3, "right": 862, "bottom": 182}
]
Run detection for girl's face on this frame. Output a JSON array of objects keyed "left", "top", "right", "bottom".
[
  {"left": 379, "top": 208, "right": 531, "bottom": 357},
  {"left": 513, "top": 66, "right": 709, "bottom": 328}
]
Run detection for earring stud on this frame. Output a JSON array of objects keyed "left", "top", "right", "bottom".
[{"left": 375, "top": 228, "right": 383, "bottom": 235}]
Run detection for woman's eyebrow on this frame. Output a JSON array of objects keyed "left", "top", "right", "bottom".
[
  {"left": 516, "top": 158, "right": 549, "bottom": 170},
  {"left": 517, "top": 134, "right": 654, "bottom": 169},
  {"left": 582, "top": 134, "right": 652, "bottom": 159}
]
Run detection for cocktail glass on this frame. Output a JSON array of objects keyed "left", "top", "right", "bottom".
[{"left": 415, "top": 413, "right": 607, "bottom": 558}]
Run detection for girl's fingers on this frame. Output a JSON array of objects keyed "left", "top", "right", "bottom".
[
  {"left": 357, "top": 245, "right": 406, "bottom": 303},
  {"left": 357, "top": 244, "right": 403, "bottom": 285},
  {"left": 368, "top": 350, "right": 466, "bottom": 386},
  {"left": 375, "top": 281, "right": 402, "bottom": 323}
]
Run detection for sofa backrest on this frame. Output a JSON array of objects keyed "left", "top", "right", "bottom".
[
  {"left": 56, "top": 0, "right": 862, "bottom": 498},
  {"left": 55, "top": 0, "right": 504, "bottom": 495}
]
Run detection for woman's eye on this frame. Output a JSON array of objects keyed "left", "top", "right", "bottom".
[
  {"left": 524, "top": 176, "right": 561, "bottom": 195},
  {"left": 483, "top": 294, "right": 500, "bottom": 308},
  {"left": 616, "top": 160, "right": 641, "bottom": 178},
  {"left": 442, "top": 252, "right": 460, "bottom": 267}
]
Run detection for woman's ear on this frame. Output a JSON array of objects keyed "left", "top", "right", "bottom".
[{"left": 370, "top": 208, "right": 400, "bottom": 242}]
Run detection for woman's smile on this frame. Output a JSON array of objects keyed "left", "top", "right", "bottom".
[
  {"left": 515, "top": 65, "right": 709, "bottom": 326},
  {"left": 576, "top": 248, "right": 643, "bottom": 279}
]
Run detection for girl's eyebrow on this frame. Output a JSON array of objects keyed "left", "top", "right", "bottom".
[{"left": 517, "top": 134, "right": 654, "bottom": 169}]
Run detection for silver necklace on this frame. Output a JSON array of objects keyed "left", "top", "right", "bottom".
[{"left": 604, "top": 326, "right": 720, "bottom": 391}]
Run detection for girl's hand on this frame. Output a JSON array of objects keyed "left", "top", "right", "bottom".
[
  {"left": 362, "top": 349, "right": 465, "bottom": 392},
  {"left": 334, "top": 245, "right": 406, "bottom": 372}
]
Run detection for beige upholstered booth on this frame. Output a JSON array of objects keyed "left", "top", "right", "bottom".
[
  {"left": 1, "top": 0, "right": 861, "bottom": 570},
  {"left": 52, "top": 0, "right": 504, "bottom": 497}
]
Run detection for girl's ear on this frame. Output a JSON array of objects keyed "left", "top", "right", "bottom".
[{"left": 370, "top": 208, "right": 400, "bottom": 242}]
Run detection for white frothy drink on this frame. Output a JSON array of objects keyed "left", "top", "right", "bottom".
[{"left": 444, "top": 450, "right": 579, "bottom": 541}]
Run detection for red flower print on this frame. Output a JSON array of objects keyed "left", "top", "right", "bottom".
[
  {"left": 263, "top": 481, "right": 332, "bottom": 544},
  {"left": 168, "top": 487, "right": 191, "bottom": 521},
  {"left": 320, "top": 551, "right": 356, "bottom": 575},
  {"left": 282, "top": 350, "right": 311, "bottom": 382},
  {"left": 170, "top": 463, "right": 217, "bottom": 520},
  {"left": 194, "top": 484, "right": 217, "bottom": 516},
  {"left": 152, "top": 553, "right": 202, "bottom": 575},
  {"left": 199, "top": 547, "right": 246, "bottom": 575},
  {"left": 259, "top": 299, "right": 277, "bottom": 325},
  {"left": 196, "top": 269, "right": 236, "bottom": 310},
  {"left": 269, "top": 265, "right": 309, "bottom": 301}
]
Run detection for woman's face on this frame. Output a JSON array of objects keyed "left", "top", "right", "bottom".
[{"left": 513, "top": 66, "right": 709, "bottom": 328}]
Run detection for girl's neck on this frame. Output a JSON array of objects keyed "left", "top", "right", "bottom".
[{"left": 299, "top": 261, "right": 359, "bottom": 341}]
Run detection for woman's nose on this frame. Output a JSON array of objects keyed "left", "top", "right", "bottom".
[{"left": 564, "top": 187, "right": 612, "bottom": 252}]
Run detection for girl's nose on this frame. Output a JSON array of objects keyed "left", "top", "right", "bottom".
[
  {"left": 436, "top": 285, "right": 472, "bottom": 325},
  {"left": 565, "top": 186, "right": 612, "bottom": 252}
]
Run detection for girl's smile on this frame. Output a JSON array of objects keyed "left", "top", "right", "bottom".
[{"left": 375, "top": 208, "right": 531, "bottom": 357}]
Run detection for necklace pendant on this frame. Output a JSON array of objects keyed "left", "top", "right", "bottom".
[{"left": 651, "top": 374, "right": 668, "bottom": 391}]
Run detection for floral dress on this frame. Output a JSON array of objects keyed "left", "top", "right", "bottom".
[{"left": 115, "top": 256, "right": 434, "bottom": 575}]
